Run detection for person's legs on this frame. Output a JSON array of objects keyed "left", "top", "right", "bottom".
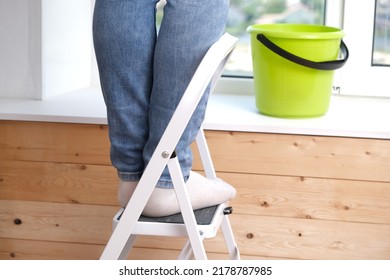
[
  {"left": 93, "top": 0, "right": 158, "bottom": 203},
  {"left": 145, "top": 0, "right": 230, "bottom": 187},
  {"left": 141, "top": 0, "right": 236, "bottom": 217},
  {"left": 94, "top": 0, "right": 236, "bottom": 217}
]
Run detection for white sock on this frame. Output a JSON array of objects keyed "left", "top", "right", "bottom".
[
  {"left": 117, "top": 180, "right": 138, "bottom": 208},
  {"left": 118, "top": 171, "right": 236, "bottom": 217}
]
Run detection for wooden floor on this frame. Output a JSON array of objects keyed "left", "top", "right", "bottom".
[{"left": 1, "top": 120, "right": 390, "bottom": 259}]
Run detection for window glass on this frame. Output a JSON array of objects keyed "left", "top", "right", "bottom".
[
  {"left": 225, "top": 0, "right": 326, "bottom": 77},
  {"left": 373, "top": 0, "right": 390, "bottom": 66}
]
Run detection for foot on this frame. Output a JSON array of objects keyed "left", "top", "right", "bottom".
[
  {"left": 117, "top": 171, "right": 236, "bottom": 217},
  {"left": 143, "top": 171, "right": 236, "bottom": 217},
  {"left": 117, "top": 180, "right": 138, "bottom": 208}
]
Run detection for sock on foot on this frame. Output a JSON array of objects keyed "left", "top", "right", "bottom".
[
  {"left": 118, "top": 180, "right": 138, "bottom": 208},
  {"left": 142, "top": 171, "right": 236, "bottom": 217},
  {"left": 118, "top": 171, "right": 236, "bottom": 217}
]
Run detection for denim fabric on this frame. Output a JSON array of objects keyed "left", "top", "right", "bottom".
[{"left": 93, "top": 0, "right": 229, "bottom": 188}]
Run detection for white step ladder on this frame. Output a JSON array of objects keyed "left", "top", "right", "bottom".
[{"left": 100, "top": 33, "right": 240, "bottom": 260}]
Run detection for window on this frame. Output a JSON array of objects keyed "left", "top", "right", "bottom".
[
  {"left": 109, "top": 0, "right": 390, "bottom": 98},
  {"left": 216, "top": 0, "right": 329, "bottom": 95},
  {"left": 225, "top": 0, "right": 326, "bottom": 77},
  {"left": 373, "top": 0, "right": 390, "bottom": 66},
  {"left": 2, "top": 1, "right": 388, "bottom": 104},
  {"left": 220, "top": 0, "right": 390, "bottom": 98},
  {"left": 341, "top": 0, "right": 390, "bottom": 97}
]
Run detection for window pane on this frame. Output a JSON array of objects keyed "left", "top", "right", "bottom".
[
  {"left": 373, "top": 0, "right": 390, "bottom": 66},
  {"left": 225, "top": 0, "right": 326, "bottom": 76}
]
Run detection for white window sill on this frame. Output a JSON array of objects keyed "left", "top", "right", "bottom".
[{"left": 0, "top": 87, "right": 389, "bottom": 140}]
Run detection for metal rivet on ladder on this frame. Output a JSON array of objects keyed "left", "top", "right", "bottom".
[{"left": 161, "top": 151, "right": 170, "bottom": 158}]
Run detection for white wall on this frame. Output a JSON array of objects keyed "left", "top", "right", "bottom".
[
  {"left": 0, "top": 0, "right": 93, "bottom": 100},
  {"left": 0, "top": 0, "right": 42, "bottom": 99}
]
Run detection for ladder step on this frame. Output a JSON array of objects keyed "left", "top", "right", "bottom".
[
  {"left": 138, "top": 205, "right": 218, "bottom": 225},
  {"left": 112, "top": 203, "right": 231, "bottom": 239},
  {"left": 116, "top": 204, "right": 231, "bottom": 225}
]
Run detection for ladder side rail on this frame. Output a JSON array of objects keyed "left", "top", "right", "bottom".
[
  {"left": 195, "top": 46, "right": 237, "bottom": 180},
  {"left": 221, "top": 216, "right": 241, "bottom": 260}
]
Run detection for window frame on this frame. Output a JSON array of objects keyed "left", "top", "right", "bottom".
[{"left": 338, "top": 0, "right": 390, "bottom": 97}]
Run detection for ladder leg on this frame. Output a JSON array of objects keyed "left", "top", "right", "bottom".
[
  {"left": 168, "top": 156, "right": 207, "bottom": 260},
  {"left": 100, "top": 177, "right": 160, "bottom": 259},
  {"left": 221, "top": 215, "right": 240, "bottom": 260},
  {"left": 118, "top": 235, "right": 138, "bottom": 260},
  {"left": 178, "top": 240, "right": 194, "bottom": 260},
  {"left": 195, "top": 128, "right": 217, "bottom": 179}
]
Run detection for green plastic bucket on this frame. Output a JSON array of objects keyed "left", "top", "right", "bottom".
[{"left": 247, "top": 24, "right": 348, "bottom": 118}]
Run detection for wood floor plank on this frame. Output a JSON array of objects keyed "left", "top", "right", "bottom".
[
  {"left": 128, "top": 215, "right": 390, "bottom": 260},
  {"left": 0, "top": 200, "right": 116, "bottom": 244},
  {"left": 222, "top": 173, "right": 390, "bottom": 224},
  {"left": 0, "top": 121, "right": 111, "bottom": 165},
  {"left": 0, "top": 238, "right": 272, "bottom": 260},
  {"left": 193, "top": 131, "right": 390, "bottom": 182},
  {"left": 0, "top": 160, "right": 118, "bottom": 205},
  {"left": 228, "top": 215, "right": 390, "bottom": 260}
]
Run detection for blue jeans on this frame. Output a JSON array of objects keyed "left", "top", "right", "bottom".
[{"left": 93, "top": 0, "right": 229, "bottom": 187}]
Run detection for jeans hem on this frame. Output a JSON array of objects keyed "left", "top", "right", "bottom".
[
  {"left": 155, "top": 173, "right": 190, "bottom": 189},
  {"left": 117, "top": 171, "right": 142, "bottom": 182}
]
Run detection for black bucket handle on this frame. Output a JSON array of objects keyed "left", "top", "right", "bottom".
[{"left": 257, "top": 33, "right": 349, "bottom": 71}]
